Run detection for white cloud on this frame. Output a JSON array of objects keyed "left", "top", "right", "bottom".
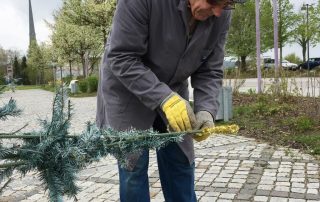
[
  {"left": 35, "top": 20, "right": 52, "bottom": 45},
  {"left": 0, "top": 3, "right": 28, "bottom": 53},
  {"left": 0, "top": 0, "right": 61, "bottom": 54}
]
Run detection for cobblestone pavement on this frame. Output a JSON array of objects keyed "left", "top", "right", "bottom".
[{"left": 0, "top": 90, "right": 319, "bottom": 202}]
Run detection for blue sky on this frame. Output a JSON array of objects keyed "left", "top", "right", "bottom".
[{"left": 0, "top": 0, "right": 319, "bottom": 59}]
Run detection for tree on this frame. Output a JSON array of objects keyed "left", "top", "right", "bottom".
[
  {"left": 226, "top": 0, "right": 256, "bottom": 71},
  {"left": 278, "top": 0, "right": 296, "bottom": 63},
  {"left": 260, "top": 0, "right": 274, "bottom": 51},
  {"left": 12, "top": 56, "right": 21, "bottom": 79},
  {"left": 292, "top": 6, "right": 318, "bottom": 62},
  {"left": 62, "top": 0, "right": 116, "bottom": 46},
  {"left": 51, "top": 16, "right": 102, "bottom": 78},
  {"left": 20, "top": 56, "right": 29, "bottom": 85},
  {"left": 27, "top": 40, "right": 46, "bottom": 85},
  {"left": 49, "top": 0, "right": 116, "bottom": 78},
  {"left": 316, "top": 1, "right": 320, "bottom": 42},
  {"left": 0, "top": 46, "right": 8, "bottom": 64},
  {"left": 284, "top": 53, "right": 302, "bottom": 65},
  {"left": 51, "top": 8, "right": 104, "bottom": 78},
  {"left": 226, "top": 0, "right": 274, "bottom": 71},
  {"left": 0, "top": 46, "right": 7, "bottom": 84}
]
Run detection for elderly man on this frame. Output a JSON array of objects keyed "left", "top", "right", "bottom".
[{"left": 97, "top": 0, "right": 245, "bottom": 201}]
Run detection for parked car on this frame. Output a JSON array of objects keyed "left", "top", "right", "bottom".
[
  {"left": 223, "top": 56, "right": 239, "bottom": 69},
  {"left": 264, "top": 58, "right": 275, "bottom": 69},
  {"left": 263, "top": 58, "right": 298, "bottom": 70},
  {"left": 281, "top": 60, "right": 298, "bottom": 70},
  {"left": 298, "top": 58, "right": 320, "bottom": 70}
]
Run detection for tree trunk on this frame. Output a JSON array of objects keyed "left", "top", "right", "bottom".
[
  {"left": 302, "top": 42, "right": 306, "bottom": 62},
  {"left": 279, "top": 1, "right": 282, "bottom": 69},
  {"left": 81, "top": 53, "right": 86, "bottom": 78},
  {"left": 69, "top": 60, "right": 72, "bottom": 77},
  {"left": 240, "top": 56, "right": 247, "bottom": 72}
]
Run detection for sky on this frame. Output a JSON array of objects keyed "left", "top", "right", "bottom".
[{"left": 0, "top": 0, "right": 319, "bottom": 59}]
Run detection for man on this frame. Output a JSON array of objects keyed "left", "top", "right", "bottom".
[{"left": 97, "top": 0, "right": 245, "bottom": 201}]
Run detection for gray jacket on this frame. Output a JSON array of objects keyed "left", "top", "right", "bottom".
[{"left": 96, "top": 0, "right": 231, "bottom": 165}]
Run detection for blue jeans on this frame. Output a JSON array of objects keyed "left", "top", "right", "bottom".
[{"left": 118, "top": 143, "right": 196, "bottom": 202}]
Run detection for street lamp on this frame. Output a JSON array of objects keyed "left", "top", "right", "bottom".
[
  {"left": 301, "top": 3, "right": 313, "bottom": 71},
  {"left": 301, "top": 3, "right": 314, "bottom": 97}
]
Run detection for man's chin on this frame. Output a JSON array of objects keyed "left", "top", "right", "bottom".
[{"left": 194, "top": 14, "right": 210, "bottom": 21}]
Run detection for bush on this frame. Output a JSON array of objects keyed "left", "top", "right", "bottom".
[
  {"left": 76, "top": 75, "right": 85, "bottom": 80},
  {"left": 0, "top": 77, "right": 5, "bottom": 85},
  {"left": 78, "top": 80, "right": 88, "bottom": 93},
  {"left": 87, "top": 76, "right": 98, "bottom": 93},
  {"left": 63, "top": 75, "right": 73, "bottom": 85}
]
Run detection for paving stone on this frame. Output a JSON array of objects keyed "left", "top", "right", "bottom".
[
  {"left": 235, "top": 193, "right": 253, "bottom": 200},
  {"left": 226, "top": 188, "right": 240, "bottom": 194},
  {"left": 204, "top": 191, "right": 220, "bottom": 197},
  {"left": 253, "top": 196, "right": 268, "bottom": 202},
  {"left": 307, "top": 183, "right": 320, "bottom": 189},
  {"left": 215, "top": 188, "right": 228, "bottom": 192},
  {"left": 290, "top": 193, "right": 306, "bottom": 199},
  {"left": 239, "top": 188, "right": 256, "bottom": 195},
  {"left": 270, "top": 190, "right": 289, "bottom": 197},
  {"left": 256, "top": 189, "right": 270, "bottom": 196},
  {"left": 200, "top": 196, "right": 218, "bottom": 202},
  {"left": 269, "top": 197, "right": 288, "bottom": 202},
  {"left": 288, "top": 199, "right": 307, "bottom": 202},
  {"left": 292, "top": 188, "right": 307, "bottom": 194},
  {"left": 227, "top": 183, "right": 243, "bottom": 189},
  {"left": 305, "top": 194, "right": 320, "bottom": 200},
  {"left": 257, "top": 185, "right": 274, "bottom": 191},
  {"left": 274, "top": 186, "right": 290, "bottom": 192},
  {"left": 219, "top": 193, "right": 235, "bottom": 199}
]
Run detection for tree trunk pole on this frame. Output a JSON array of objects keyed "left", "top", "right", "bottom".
[
  {"left": 255, "top": 0, "right": 262, "bottom": 93},
  {"left": 272, "top": 0, "right": 280, "bottom": 88}
]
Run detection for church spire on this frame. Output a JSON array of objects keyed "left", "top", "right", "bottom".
[{"left": 29, "top": 0, "right": 36, "bottom": 45}]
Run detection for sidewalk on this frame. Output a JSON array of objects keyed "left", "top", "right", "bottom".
[{"left": 0, "top": 90, "right": 319, "bottom": 202}]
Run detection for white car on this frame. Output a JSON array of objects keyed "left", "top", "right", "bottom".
[
  {"left": 281, "top": 60, "right": 298, "bottom": 70},
  {"left": 223, "top": 56, "right": 239, "bottom": 69}
]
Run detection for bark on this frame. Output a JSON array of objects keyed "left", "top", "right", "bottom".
[
  {"left": 69, "top": 60, "right": 72, "bottom": 77},
  {"left": 240, "top": 56, "right": 247, "bottom": 72}
]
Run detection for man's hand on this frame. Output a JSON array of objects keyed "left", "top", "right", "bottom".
[
  {"left": 193, "top": 111, "right": 214, "bottom": 142},
  {"left": 161, "top": 93, "right": 196, "bottom": 132}
]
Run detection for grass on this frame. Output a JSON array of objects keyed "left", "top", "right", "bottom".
[
  {"left": 69, "top": 92, "right": 97, "bottom": 98},
  {"left": 5, "top": 85, "right": 97, "bottom": 97},
  {"left": 15, "top": 85, "right": 42, "bottom": 90},
  {"left": 7, "top": 85, "right": 56, "bottom": 92},
  {"left": 230, "top": 93, "right": 320, "bottom": 158}
]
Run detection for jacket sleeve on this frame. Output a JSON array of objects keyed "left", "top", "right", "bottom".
[
  {"left": 105, "top": 0, "right": 172, "bottom": 110},
  {"left": 190, "top": 11, "right": 232, "bottom": 118}
]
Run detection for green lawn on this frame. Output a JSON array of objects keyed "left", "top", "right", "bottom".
[{"left": 226, "top": 93, "right": 320, "bottom": 158}]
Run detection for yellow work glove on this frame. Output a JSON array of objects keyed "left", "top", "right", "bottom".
[
  {"left": 161, "top": 93, "right": 196, "bottom": 132},
  {"left": 193, "top": 111, "right": 215, "bottom": 142}
]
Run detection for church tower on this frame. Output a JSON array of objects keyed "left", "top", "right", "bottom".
[{"left": 29, "top": 0, "right": 37, "bottom": 44}]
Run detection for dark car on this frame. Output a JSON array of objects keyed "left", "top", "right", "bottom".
[{"left": 298, "top": 58, "right": 320, "bottom": 70}]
